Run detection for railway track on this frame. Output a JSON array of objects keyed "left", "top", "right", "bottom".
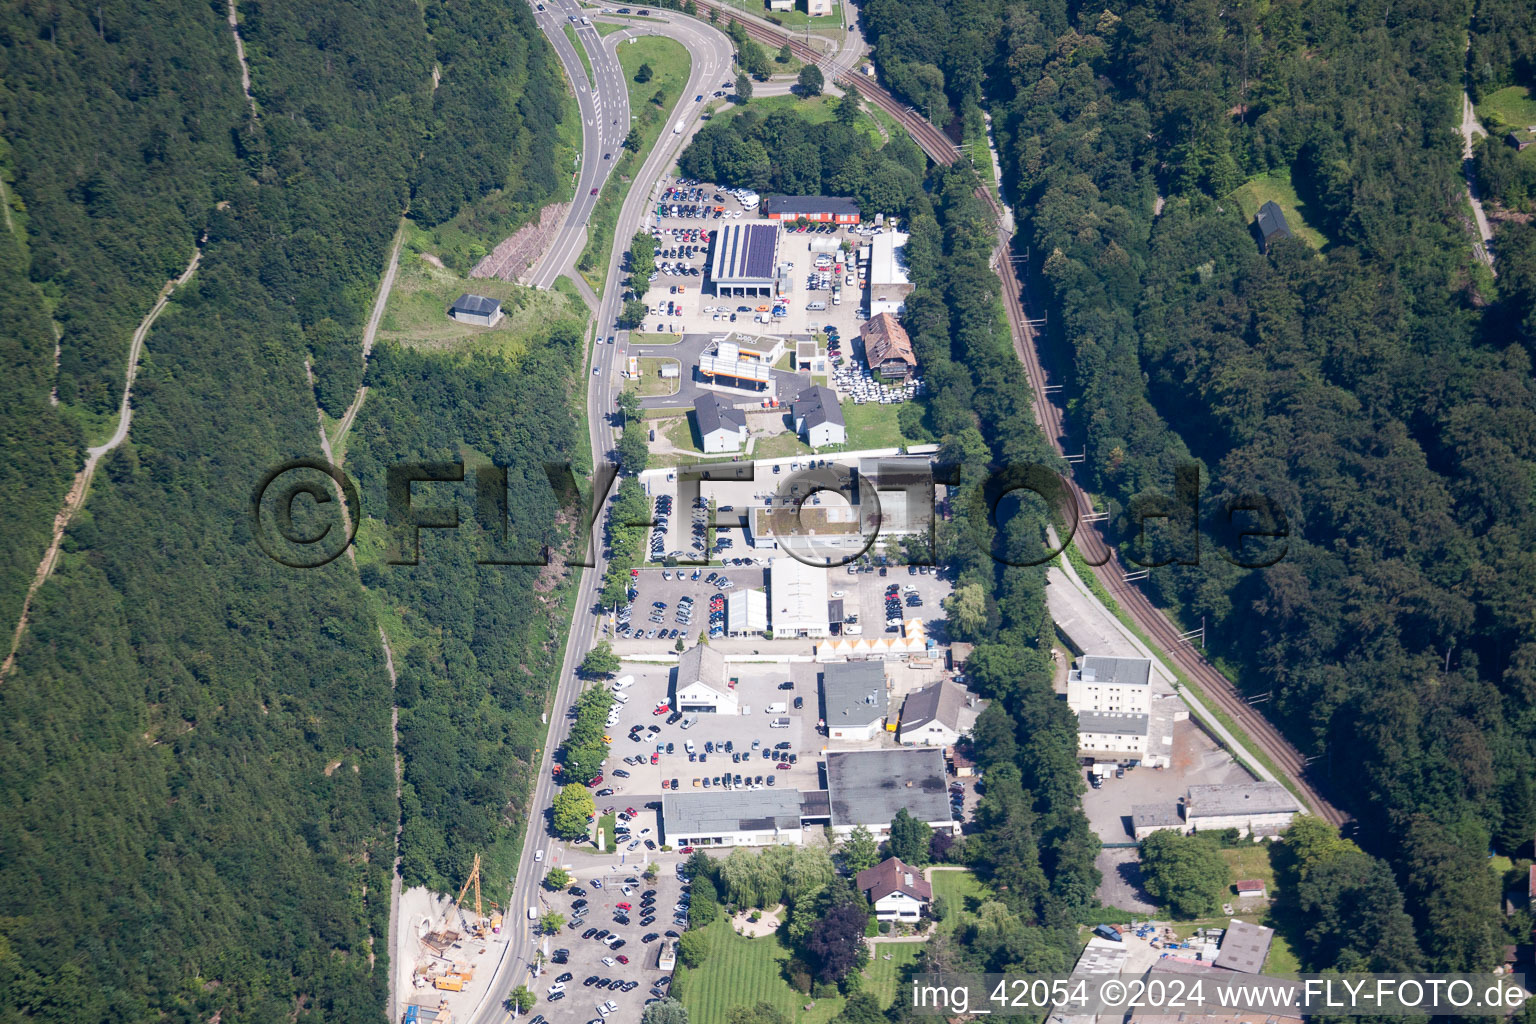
[{"left": 693, "top": 0, "right": 1349, "bottom": 828}]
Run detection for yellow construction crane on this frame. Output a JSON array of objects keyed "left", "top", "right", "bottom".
[{"left": 454, "top": 853, "right": 485, "bottom": 936}]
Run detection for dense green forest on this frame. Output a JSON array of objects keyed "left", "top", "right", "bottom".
[
  {"left": 0, "top": 0, "right": 573, "bottom": 1018},
  {"left": 346, "top": 325, "right": 588, "bottom": 893},
  {"left": 859, "top": 0, "right": 1536, "bottom": 973}
]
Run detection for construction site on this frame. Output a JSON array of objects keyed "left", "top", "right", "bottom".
[{"left": 396, "top": 854, "right": 510, "bottom": 1024}]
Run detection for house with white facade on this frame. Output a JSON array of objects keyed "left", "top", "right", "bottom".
[
  {"left": 673, "top": 644, "right": 738, "bottom": 714},
  {"left": 694, "top": 394, "right": 748, "bottom": 454},
  {"left": 856, "top": 857, "right": 931, "bottom": 921},
  {"left": 1066, "top": 655, "right": 1152, "bottom": 713},
  {"left": 898, "top": 677, "right": 967, "bottom": 747},
  {"left": 1076, "top": 709, "right": 1149, "bottom": 761}
]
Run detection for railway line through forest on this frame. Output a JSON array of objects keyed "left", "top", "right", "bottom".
[{"left": 690, "top": 0, "right": 1349, "bottom": 827}]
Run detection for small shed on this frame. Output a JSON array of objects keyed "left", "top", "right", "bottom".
[
  {"left": 1255, "top": 200, "right": 1292, "bottom": 253},
  {"left": 449, "top": 293, "right": 503, "bottom": 326},
  {"left": 1234, "top": 879, "right": 1267, "bottom": 899}
]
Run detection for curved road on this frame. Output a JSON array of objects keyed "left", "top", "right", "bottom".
[{"left": 464, "top": 10, "right": 730, "bottom": 1024}]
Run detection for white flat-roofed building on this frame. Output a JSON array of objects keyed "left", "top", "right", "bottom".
[
  {"left": 660, "top": 790, "right": 805, "bottom": 848},
  {"left": 1076, "top": 709, "right": 1149, "bottom": 760},
  {"left": 769, "top": 556, "right": 831, "bottom": 638},
  {"left": 1184, "top": 782, "right": 1299, "bottom": 837},
  {"left": 1067, "top": 655, "right": 1152, "bottom": 714}
]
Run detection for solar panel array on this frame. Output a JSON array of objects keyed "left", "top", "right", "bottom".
[{"left": 710, "top": 222, "right": 778, "bottom": 282}]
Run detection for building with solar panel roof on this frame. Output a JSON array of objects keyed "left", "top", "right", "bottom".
[{"left": 708, "top": 220, "right": 781, "bottom": 297}]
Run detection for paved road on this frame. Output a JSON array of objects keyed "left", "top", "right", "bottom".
[{"left": 464, "top": 11, "right": 731, "bottom": 1024}]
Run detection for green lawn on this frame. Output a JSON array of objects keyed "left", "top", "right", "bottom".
[
  {"left": 1477, "top": 86, "right": 1536, "bottom": 131},
  {"left": 595, "top": 20, "right": 627, "bottom": 36},
  {"left": 841, "top": 399, "right": 912, "bottom": 450},
  {"left": 631, "top": 331, "right": 683, "bottom": 346},
  {"left": 928, "top": 868, "right": 993, "bottom": 936},
  {"left": 564, "top": 23, "right": 595, "bottom": 86},
  {"left": 710, "top": 0, "right": 844, "bottom": 31},
  {"left": 675, "top": 919, "right": 845, "bottom": 1024},
  {"left": 598, "top": 812, "right": 617, "bottom": 852},
  {"left": 375, "top": 251, "right": 581, "bottom": 357},
  {"left": 1228, "top": 169, "right": 1328, "bottom": 251},
  {"left": 861, "top": 942, "right": 925, "bottom": 1008},
  {"left": 579, "top": 35, "right": 692, "bottom": 292},
  {"left": 752, "top": 431, "right": 813, "bottom": 460},
  {"left": 664, "top": 414, "right": 704, "bottom": 453},
  {"left": 637, "top": 357, "right": 682, "bottom": 395},
  {"left": 735, "top": 93, "right": 884, "bottom": 145}
]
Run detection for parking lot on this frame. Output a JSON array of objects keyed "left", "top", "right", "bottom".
[
  {"left": 592, "top": 660, "right": 828, "bottom": 804},
  {"left": 835, "top": 560, "right": 952, "bottom": 640},
  {"left": 612, "top": 563, "right": 767, "bottom": 647},
  {"left": 636, "top": 179, "right": 880, "bottom": 343},
  {"left": 1080, "top": 718, "right": 1253, "bottom": 842},
  {"left": 535, "top": 860, "right": 690, "bottom": 1022}
]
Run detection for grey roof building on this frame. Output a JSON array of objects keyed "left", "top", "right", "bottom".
[
  {"left": 898, "top": 678, "right": 967, "bottom": 746},
  {"left": 1131, "top": 804, "right": 1183, "bottom": 840},
  {"left": 708, "top": 221, "right": 780, "bottom": 297},
  {"left": 1072, "top": 655, "right": 1151, "bottom": 688},
  {"left": 763, "top": 195, "right": 861, "bottom": 220},
  {"left": 449, "top": 293, "right": 503, "bottom": 326},
  {"left": 1076, "top": 710, "right": 1150, "bottom": 736},
  {"left": 1256, "top": 200, "right": 1292, "bottom": 252},
  {"left": 1215, "top": 919, "right": 1274, "bottom": 974},
  {"left": 1186, "top": 781, "right": 1298, "bottom": 818},
  {"left": 660, "top": 790, "right": 805, "bottom": 846},
  {"left": 791, "top": 384, "right": 845, "bottom": 445},
  {"left": 693, "top": 394, "right": 748, "bottom": 453},
  {"left": 824, "top": 748, "right": 952, "bottom": 833},
  {"left": 820, "top": 661, "right": 888, "bottom": 738}
]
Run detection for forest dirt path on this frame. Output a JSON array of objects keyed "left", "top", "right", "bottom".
[
  {"left": 1460, "top": 89, "right": 1497, "bottom": 271},
  {"left": 226, "top": 0, "right": 257, "bottom": 118},
  {"left": 2, "top": 241, "right": 203, "bottom": 681},
  {"left": 327, "top": 223, "right": 404, "bottom": 459}
]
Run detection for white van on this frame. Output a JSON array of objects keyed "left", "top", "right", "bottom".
[
  {"left": 765, "top": 702, "right": 787, "bottom": 714},
  {"left": 843, "top": 624, "right": 863, "bottom": 635},
  {"left": 612, "top": 675, "right": 635, "bottom": 691},
  {"left": 611, "top": 691, "right": 630, "bottom": 705},
  {"left": 806, "top": 301, "right": 826, "bottom": 311},
  {"left": 527, "top": 906, "right": 538, "bottom": 921}
]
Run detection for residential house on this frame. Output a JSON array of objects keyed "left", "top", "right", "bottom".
[{"left": 856, "top": 857, "right": 932, "bottom": 921}]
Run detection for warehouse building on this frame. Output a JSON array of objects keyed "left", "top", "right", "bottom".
[
  {"left": 1184, "top": 782, "right": 1299, "bottom": 838},
  {"left": 819, "top": 661, "right": 889, "bottom": 741},
  {"left": 867, "top": 229, "right": 912, "bottom": 317},
  {"left": 708, "top": 221, "right": 780, "bottom": 297},
  {"left": 763, "top": 195, "right": 860, "bottom": 224},
  {"left": 1076, "top": 709, "right": 1150, "bottom": 761},
  {"left": 1214, "top": 919, "right": 1274, "bottom": 973},
  {"left": 660, "top": 790, "right": 805, "bottom": 848},
  {"left": 449, "top": 293, "right": 503, "bottom": 326},
  {"left": 726, "top": 587, "right": 768, "bottom": 636},
  {"left": 824, "top": 748, "right": 955, "bottom": 838},
  {"left": 769, "top": 556, "right": 831, "bottom": 638}
]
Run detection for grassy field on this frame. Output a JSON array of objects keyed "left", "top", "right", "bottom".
[
  {"left": 579, "top": 35, "right": 692, "bottom": 292},
  {"left": 1219, "top": 844, "right": 1278, "bottom": 895},
  {"left": 712, "top": 0, "right": 844, "bottom": 31},
  {"left": 564, "top": 23, "right": 595, "bottom": 86},
  {"left": 638, "top": 357, "right": 682, "bottom": 395},
  {"left": 752, "top": 431, "right": 813, "bottom": 460},
  {"left": 664, "top": 414, "right": 704, "bottom": 453},
  {"left": 1228, "top": 170, "right": 1328, "bottom": 251},
  {"left": 675, "top": 919, "right": 845, "bottom": 1024},
  {"left": 375, "top": 252, "right": 580, "bottom": 357},
  {"left": 928, "top": 868, "right": 993, "bottom": 935},
  {"left": 596, "top": 20, "right": 627, "bottom": 36},
  {"left": 631, "top": 331, "right": 683, "bottom": 345},
  {"left": 841, "top": 399, "right": 913, "bottom": 450},
  {"left": 862, "top": 942, "right": 925, "bottom": 1008},
  {"left": 735, "top": 93, "right": 884, "bottom": 145},
  {"left": 598, "top": 812, "right": 617, "bottom": 852},
  {"left": 1477, "top": 86, "right": 1536, "bottom": 130}
]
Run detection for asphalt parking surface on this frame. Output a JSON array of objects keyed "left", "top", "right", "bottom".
[{"left": 537, "top": 862, "right": 689, "bottom": 1022}]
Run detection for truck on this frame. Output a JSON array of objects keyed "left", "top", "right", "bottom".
[
  {"left": 769, "top": 716, "right": 791, "bottom": 729},
  {"left": 673, "top": 119, "right": 685, "bottom": 134}
]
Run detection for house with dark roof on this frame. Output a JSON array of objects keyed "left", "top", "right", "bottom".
[
  {"left": 855, "top": 857, "right": 932, "bottom": 921},
  {"left": 898, "top": 678, "right": 967, "bottom": 747},
  {"left": 791, "top": 384, "right": 845, "bottom": 447},
  {"left": 859, "top": 312, "right": 918, "bottom": 379},
  {"left": 1255, "top": 201, "right": 1292, "bottom": 253},
  {"left": 763, "top": 195, "right": 861, "bottom": 224},
  {"left": 693, "top": 394, "right": 748, "bottom": 454},
  {"left": 449, "top": 293, "right": 503, "bottom": 326},
  {"left": 674, "top": 644, "right": 736, "bottom": 714},
  {"left": 1214, "top": 919, "right": 1273, "bottom": 974},
  {"left": 820, "top": 661, "right": 888, "bottom": 741}
]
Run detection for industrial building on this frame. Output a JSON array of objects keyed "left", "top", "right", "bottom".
[
  {"left": 1076, "top": 709, "right": 1150, "bottom": 760},
  {"left": 762, "top": 195, "right": 860, "bottom": 224},
  {"left": 448, "top": 293, "right": 503, "bottom": 326},
  {"left": 1184, "top": 782, "right": 1299, "bottom": 837},
  {"left": 693, "top": 393, "right": 748, "bottom": 453},
  {"left": 1067, "top": 655, "right": 1152, "bottom": 714},
  {"left": 819, "top": 660, "right": 889, "bottom": 741},
  {"left": 791, "top": 384, "right": 846, "bottom": 447},
  {"left": 708, "top": 220, "right": 780, "bottom": 297},
  {"left": 1131, "top": 804, "right": 1184, "bottom": 840},
  {"left": 726, "top": 587, "right": 768, "bottom": 636},
  {"left": 1214, "top": 919, "right": 1274, "bottom": 973},
  {"left": 867, "top": 229, "right": 912, "bottom": 317},
  {"left": 803, "top": 0, "right": 835, "bottom": 14},
  {"left": 769, "top": 556, "right": 831, "bottom": 638},
  {"left": 859, "top": 313, "right": 918, "bottom": 379},
  {"left": 659, "top": 790, "right": 805, "bottom": 848},
  {"left": 824, "top": 748, "right": 955, "bottom": 837},
  {"left": 673, "top": 644, "right": 737, "bottom": 714}
]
